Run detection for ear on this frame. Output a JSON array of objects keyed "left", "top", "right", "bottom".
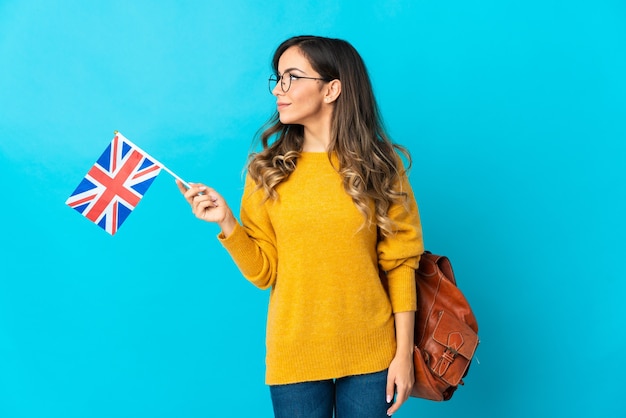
[{"left": 323, "top": 79, "right": 341, "bottom": 104}]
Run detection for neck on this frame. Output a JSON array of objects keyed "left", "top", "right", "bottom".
[
  {"left": 302, "top": 134, "right": 329, "bottom": 152},
  {"left": 302, "top": 113, "right": 332, "bottom": 152}
]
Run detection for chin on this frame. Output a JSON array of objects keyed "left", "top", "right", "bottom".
[{"left": 279, "top": 115, "right": 296, "bottom": 125}]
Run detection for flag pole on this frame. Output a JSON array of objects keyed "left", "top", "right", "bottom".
[{"left": 114, "top": 131, "right": 191, "bottom": 189}]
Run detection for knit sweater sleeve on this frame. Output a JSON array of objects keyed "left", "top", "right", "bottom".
[
  {"left": 217, "top": 175, "right": 278, "bottom": 290},
  {"left": 377, "top": 168, "right": 424, "bottom": 313}
]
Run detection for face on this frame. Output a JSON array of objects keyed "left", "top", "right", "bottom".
[{"left": 272, "top": 46, "right": 330, "bottom": 127}]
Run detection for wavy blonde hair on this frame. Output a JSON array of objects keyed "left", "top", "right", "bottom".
[{"left": 248, "top": 36, "right": 411, "bottom": 237}]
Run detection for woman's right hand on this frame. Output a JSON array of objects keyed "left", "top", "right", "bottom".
[{"left": 176, "top": 180, "right": 237, "bottom": 237}]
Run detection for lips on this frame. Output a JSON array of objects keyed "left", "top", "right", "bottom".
[{"left": 276, "top": 102, "right": 290, "bottom": 111}]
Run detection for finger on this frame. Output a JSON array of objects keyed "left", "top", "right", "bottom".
[
  {"left": 194, "top": 197, "right": 218, "bottom": 213},
  {"left": 175, "top": 179, "right": 188, "bottom": 195},
  {"left": 387, "top": 389, "right": 408, "bottom": 416},
  {"left": 192, "top": 193, "right": 215, "bottom": 210},
  {"left": 205, "top": 191, "right": 220, "bottom": 207},
  {"left": 193, "top": 199, "right": 215, "bottom": 217},
  {"left": 195, "top": 186, "right": 221, "bottom": 206},
  {"left": 385, "top": 376, "right": 395, "bottom": 406},
  {"left": 184, "top": 183, "right": 207, "bottom": 201}
]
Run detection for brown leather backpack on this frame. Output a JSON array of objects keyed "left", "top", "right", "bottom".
[{"left": 411, "top": 252, "right": 479, "bottom": 401}]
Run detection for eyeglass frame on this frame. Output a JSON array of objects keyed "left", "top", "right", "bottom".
[{"left": 268, "top": 72, "right": 332, "bottom": 94}]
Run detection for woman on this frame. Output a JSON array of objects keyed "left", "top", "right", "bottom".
[{"left": 177, "top": 35, "right": 424, "bottom": 417}]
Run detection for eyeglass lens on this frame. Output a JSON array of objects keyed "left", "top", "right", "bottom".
[{"left": 268, "top": 74, "right": 290, "bottom": 94}]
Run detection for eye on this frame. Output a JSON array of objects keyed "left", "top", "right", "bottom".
[{"left": 288, "top": 74, "right": 301, "bottom": 80}]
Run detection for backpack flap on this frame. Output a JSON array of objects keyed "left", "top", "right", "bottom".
[{"left": 429, "top": 310, "right": 479, "bottom": 386}]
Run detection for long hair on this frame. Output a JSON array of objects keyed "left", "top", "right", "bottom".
[{"left": 248, "top": 35, "right": 411, "bottom": 236}]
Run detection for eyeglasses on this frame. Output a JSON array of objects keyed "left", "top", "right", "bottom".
[{"left": 268, "top": 73, "right": 329, "bottom": 94}]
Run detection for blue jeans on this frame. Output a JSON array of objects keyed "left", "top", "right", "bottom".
[{"left": 269, "top": 369, "right": 389, "bottom": 418}]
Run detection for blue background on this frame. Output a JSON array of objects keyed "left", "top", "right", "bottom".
[{"left": 1, "top": 1, "right": 624, "bottom": 417}]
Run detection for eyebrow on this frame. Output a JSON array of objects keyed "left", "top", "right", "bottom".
[{"left": 278, "top": 67, "right": 306, "bottom": 75}]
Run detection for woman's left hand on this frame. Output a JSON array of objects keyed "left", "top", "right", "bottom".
[
  {"left": 386, "top": 351, "right": 414, "bottom": 416},
  {"left": 386, "top": 310, "right": 415, "bottom": 416}
]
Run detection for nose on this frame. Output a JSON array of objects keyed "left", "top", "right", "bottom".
[{"left": 272, "top": 82, "right": 283, "bottom": 96}]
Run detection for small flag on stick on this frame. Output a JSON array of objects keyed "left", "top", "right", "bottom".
[{"left": 66, "top": 131, "right": 187, "bottom": 235}]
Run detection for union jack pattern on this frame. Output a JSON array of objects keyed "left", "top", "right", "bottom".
[{"left": 66, "top": 133, "right": 162, "bottom": 235}]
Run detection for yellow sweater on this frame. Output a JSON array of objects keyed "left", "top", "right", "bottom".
[{"left": 219, "top": 152, "right": 424, "bottom": 385}]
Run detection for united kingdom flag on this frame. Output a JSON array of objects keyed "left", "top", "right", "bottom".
[{"left": 66, "top": 133, "right": 162, "bottom": 235}]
